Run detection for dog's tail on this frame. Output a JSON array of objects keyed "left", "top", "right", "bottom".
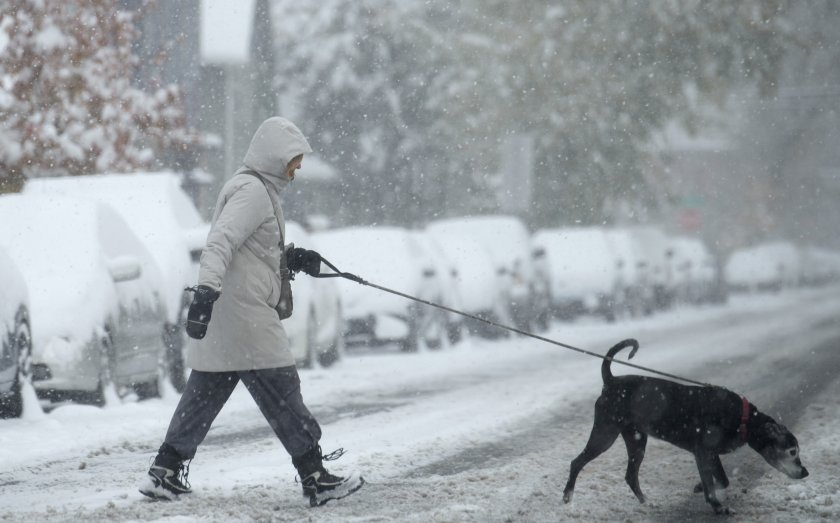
[{"left": 602, "top": 338, "right": 640, "bottom": 383}]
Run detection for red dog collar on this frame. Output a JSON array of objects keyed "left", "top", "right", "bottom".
[{"left": 739, "top": 396, "right": 750, "bottom": 442}]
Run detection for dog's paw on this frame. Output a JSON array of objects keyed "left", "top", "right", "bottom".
[
  {"left": 713, "top": 505, "right": 735, "bottom": 516},
  {"left": 562, "top": 491, "right": 573, "bottom": 504},
  {"left": 693, "top": 482, "right": 704, "bottom": 494}
]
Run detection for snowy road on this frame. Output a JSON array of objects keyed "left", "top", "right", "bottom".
[{"left": 2, "top": 287, "right": 840, "bottom": 522}]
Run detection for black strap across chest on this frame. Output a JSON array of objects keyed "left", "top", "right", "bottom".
[{"left": 241, "top": 169, "right": 284, "bottom": 247}]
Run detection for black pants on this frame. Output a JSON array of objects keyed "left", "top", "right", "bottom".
[{"left": 163, "top": 366, "right": 321, "bottom": 461}]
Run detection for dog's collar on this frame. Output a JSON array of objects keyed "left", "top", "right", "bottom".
[{"left": 739, "top": 396, "right": 751, "bottom": 443}]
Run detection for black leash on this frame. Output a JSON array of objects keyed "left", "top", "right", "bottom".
[{"left": 312, "top": 256, "right": 710, "bottom": 387}]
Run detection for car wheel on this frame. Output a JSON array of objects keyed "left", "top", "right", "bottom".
[
  {"left": 0, "top": 309, "right": 32, "bottom": 419},
  {"left": 422, "top": 308, "right": 446, "bottom": 350},
  {"left": 133, "top": 377, "right": 160, "bottom": 400},
  {"left": 401, "top": 305, "right": 422, "bottom": 353},
  {"left": 603, "top": 295, "right": 617, "bottom": 323},
  {"left": 533, "top": 306, "right": 550, "bottom": 331},
  {"left": 447, "top": 322, "right": 463, "bottom": 344},
  {"left": 163, "top": 319, "right": 188, "bottom": 393},
  {"left": 401, "top": 330, "right": 420, "bottom": 352},
  {"left": 135, "top": 333, "right": 163, "bottom": 401},
  {"left": 299, "top": 308, "right": 317, "bottom": 369},
  {"left": 317, "top": 326, "right": 343, "bottom": 369},
  {"left": 317, "top": 305, "right": 343, "bottom": 368},
  {"left": 510, "top": 302, "right": 532, "bottom": 332},
  {"left": 164, "top": 295, "right": 191, "bottom": 393},
  {"left": 86, "top": 330, "right": 116, "bottom": 407}
]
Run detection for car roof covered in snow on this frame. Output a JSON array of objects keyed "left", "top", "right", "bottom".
[
  {"left": 0, "top": 193, "right": 160, "bottom": 345},
  {"left": 25, "top": 172, "right": 205, "bottom": 322}
]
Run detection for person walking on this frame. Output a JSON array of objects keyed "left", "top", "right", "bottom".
[{"left": 139, "top": 117, "right": 364, "bottom": 507}]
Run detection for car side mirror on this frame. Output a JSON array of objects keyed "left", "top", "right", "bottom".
[
  {"left": 107, "top": 256, "right": 142, "bottom": 282},
  {"left": 423, "top": 268, "right": 436, "bottom": 278},
  {"left": 183, "top": 225, "right": 210, "bottom": 264}
]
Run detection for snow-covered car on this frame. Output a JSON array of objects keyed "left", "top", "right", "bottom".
[
  {"left": 284, "top": 221, "right": 344, "bottom": 367},
  {"left": 25, "top": 172, "right": 209, "bottom": 392},
  {"left": 411, "top": 230, "right": 466, "bottom": 343},
  {"left": 313, "top": 226, "right": 446, "bottom": 352},
  {"left": 529, "top": 244, "right": 553, "bottom": 330},
  {"left": 0, "top": 246, "right": 32, "bottom": 418},
  {"left": 427, "top": 215, "right": 536, "bottom": 330},
  {"left": 422, "top": 228, "right": 506, "bottom": 338},
  {"left": 0, "top": 194, "right": 166, "bottom": 406},
  {"left": 725, "top": 241, "right": 803, "bottom": 293},
  {"left": 668, "top": 235, "right": 718, "bottom": 305},
  {"left": 532, "top": 227, "right": 621, "bottom": 321},
  {"left": 800, "top": 247, "right": 840, "bottom": 287},
  {"left": 604, "top": 227, "right": 653, "bottom": 317},
  {"left": 627, "top": 226, "right": 676, "bottom": 311}
]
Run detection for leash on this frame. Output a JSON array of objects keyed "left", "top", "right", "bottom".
[{"left": 312, "top": 256, "right": 710, "bottom": 387}]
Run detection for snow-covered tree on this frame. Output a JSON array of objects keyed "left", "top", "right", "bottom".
[
  {"left": 272, "top": 0, "right": 462, "bottom": 224},
  {"left": 0, "top": 0, "right": 193, "bottom": 193},
  {"left": 446, "top": 0, "right": 796, "bottom": 226},
  {"left": 736, "top": 0, "right": 840, "bottom": 249},
  {"left": 271, "top": 0, "right": 796, "bottom": 227}
]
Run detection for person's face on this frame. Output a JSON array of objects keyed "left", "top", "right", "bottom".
[{"left": 285, "top": 154, "right": 304, "bottom": 180}]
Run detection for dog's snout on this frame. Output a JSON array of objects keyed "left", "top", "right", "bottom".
[{"left": 800, "top": 467, "right": 809, "bottom": 479}]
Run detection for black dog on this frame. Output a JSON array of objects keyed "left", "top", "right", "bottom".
[{"left": 563, "top": 339, "right": 808, "bottom": 515}]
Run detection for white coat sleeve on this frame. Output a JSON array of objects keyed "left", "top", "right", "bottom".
[{"left": 198, "top": 181, "right": 270, "bottom": 290}]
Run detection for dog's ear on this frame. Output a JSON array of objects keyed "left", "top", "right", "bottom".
[
  {"left": 749, "top": 417, "right": 788, "bottom": 450},
  {"left": 766, "top": 421, "right": 799, "bottom": 448}
]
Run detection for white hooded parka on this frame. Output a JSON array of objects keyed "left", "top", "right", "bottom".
[{"left": 186, "top": 117, "right": 312, "bottom": 371}]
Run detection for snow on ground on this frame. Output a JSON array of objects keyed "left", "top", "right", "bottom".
[{"left": 1, "top": 286, "right": 839, "bottom": 522}]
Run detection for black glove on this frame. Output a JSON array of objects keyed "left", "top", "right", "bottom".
[
  {"left": 287, "top": 247, "right": 321, "bottom": 276},
  {"left": 185, "top": 285, "right": 221, "bottom": 339}
]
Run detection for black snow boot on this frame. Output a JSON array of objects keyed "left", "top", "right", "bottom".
[
  {"left": 139, "top": 444, "right": 192, "bottom": 501},
  {"left": 293, "top": 446, "right": 364, "bottom": 507}
]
